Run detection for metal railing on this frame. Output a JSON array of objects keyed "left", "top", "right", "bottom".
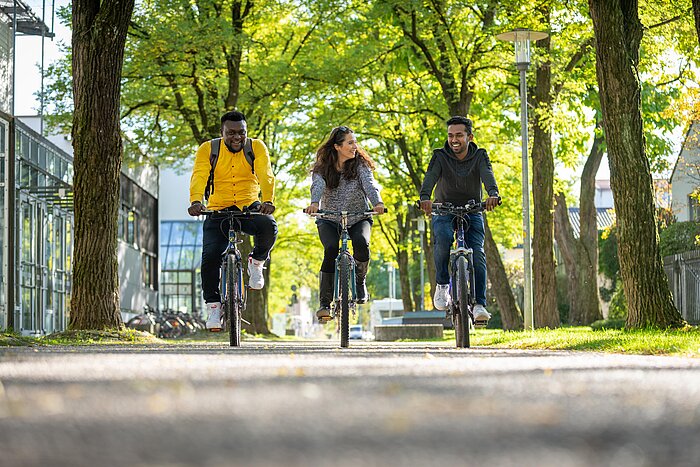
[{"left": 664, "top": 250, "right": 700, "bottom": 324}]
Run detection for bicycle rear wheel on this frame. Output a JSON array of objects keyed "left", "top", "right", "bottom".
[
  {"left": 455, "top": 255, "right": 471, "bottom": 348},
  {"left": 226, "top": 254, "right": 242, "bottom": 347},
  {"left": 338, "top": 254, "right": 351, "bottom": 348}
]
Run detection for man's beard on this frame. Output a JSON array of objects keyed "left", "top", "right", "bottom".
[{"left": 225, "top": 139, "right": 245, "bottom": 153}]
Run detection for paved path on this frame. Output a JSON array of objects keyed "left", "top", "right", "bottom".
[{"left": 1, "top": 341, "right": 699, "bottom": 466}]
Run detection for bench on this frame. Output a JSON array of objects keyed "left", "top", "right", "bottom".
[{"left": 373, "top": 324, "right": 443, "bottom": 341}]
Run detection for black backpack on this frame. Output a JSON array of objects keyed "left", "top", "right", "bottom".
[{"left": 204, "top": 137, "right": 256, "bottom": 201}]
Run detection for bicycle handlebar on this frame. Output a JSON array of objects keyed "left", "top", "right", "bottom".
[
  {"left": 200, "top": 208, "right": 264, "bottom": 216},
  {"left": 414, "top": 198, "right": 502, "bottom": 215},
  {"left": 304, "top": 209, "right": 387, "bottom": 216}
]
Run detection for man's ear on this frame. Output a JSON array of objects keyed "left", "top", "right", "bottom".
[{"left": 468, "top": 134, "right": 474, "bottom": 142}]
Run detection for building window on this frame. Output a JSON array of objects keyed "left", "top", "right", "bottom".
[{"left": 689, "top": 195, "right": 700, "bottom": 222}]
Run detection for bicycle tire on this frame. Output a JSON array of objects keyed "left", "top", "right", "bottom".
[
  {"left": 455, "top": 255, "right": 471, "bottom": 348},
  {"left": 226, "top": 254, "right": 242, "bottom": 347},
  {"left": 165, "top": 316, "right": 186, "bottom": 338},
  {"left": 338, "top": 254, "right": 351, "bottom": 348}
]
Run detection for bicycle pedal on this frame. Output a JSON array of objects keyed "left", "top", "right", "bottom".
[
  {"left": 473, "top": 320, "right": 488, "bottom": 328},
  {"left": 318, "top": 316, "right": 333, "bottom": 324}
]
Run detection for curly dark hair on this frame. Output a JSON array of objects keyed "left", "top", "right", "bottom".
[{"left": 312, "top": 126, "right": 375, "bottom": 189}]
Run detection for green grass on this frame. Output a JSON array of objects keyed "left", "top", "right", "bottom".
[
  {"left": 4, "top": 326, "right": 700, "bottom": 357},
  {"left": 463, "top": 326, "right": 700, "bottom": 357},
  {"left": 39, "top": 329, "right": 162, "bottom": 345},
  {"left": 0, "top": 331, "right": 37, "bottom": 347}
]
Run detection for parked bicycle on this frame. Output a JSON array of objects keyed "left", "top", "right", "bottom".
[
  {"left": 201, "top": 207, "right": 260, "bottom": 347},
  {"left": 421, "top": 199, "right": 499, "bottom": 348},
  {"left": 306, "top": 209, "right": 383, "bottom": 348},
  {"left": 126, "top": 305, "right": 188, "bottom": 339}
]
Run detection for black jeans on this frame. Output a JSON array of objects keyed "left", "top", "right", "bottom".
[
  {"left": 317, "top": 219, "right": 371, "bottom": 273},
  {"left": 201, "top": 211, "right": 278, "bottom": 303}
]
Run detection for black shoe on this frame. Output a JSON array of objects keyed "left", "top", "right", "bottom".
[
  {"left": 316, "top": 306, "right": 331, "bottom": 322},
  {"left": 317, "top": 272, "right": 334, "bottom": 322},
  {"left": 355, "top": 260, "right": 369, "bottom": 304}
]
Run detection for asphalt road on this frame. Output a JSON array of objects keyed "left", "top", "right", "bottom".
[{"left": 0, "top": 341, "right": 699, "bottom": 466}]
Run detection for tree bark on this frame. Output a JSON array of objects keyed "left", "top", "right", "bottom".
[
  {"left": 574, "top": 128, "right": 605, "bottom": 324},
  {"left": 425, "top": 228, "right": 436, "bottom": 306},
  {"left": 693, "top": 0, "right": 700, "bottom": 47},
  {"left": 484, "top": 217, "right": 523, "bottom": 330},
  {"left": 397, "top": 247, "right": 414, "bottom": 313},
  {"left": 553, "top": 128, "right": 605, "bottom": 325},
  {"left": 531, "top": 13, "right": 559, "bottom": 329},
  {"left": 589, "top": 0, "right": 684, "bottom": 328},
  {"left": 240, "top": 236, "right": 271, "bottom": 335},
  {"left": 553, "top": 193, "right": 579, "bottom": 321},
  {"left": 70, "top": 0, "right": 135, "bottom": 330}
]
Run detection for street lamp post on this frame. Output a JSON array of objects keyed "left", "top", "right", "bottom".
[{"left": 495, "top": 28, "right": 548, "bottom": 330}]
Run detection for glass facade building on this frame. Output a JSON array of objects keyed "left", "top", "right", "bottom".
[
  {"left": 160, "top": 220, "right": 203, "bottom": 316},
  {"left": 1, "top": 115, "right": 73, "bottom": 333},
  {"left": 1, "top": 114, "right": 160, "bottom": 334}
]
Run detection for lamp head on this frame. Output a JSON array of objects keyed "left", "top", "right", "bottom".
[{"left": 495, "top": 28, "right": 549, "bottom": 68}]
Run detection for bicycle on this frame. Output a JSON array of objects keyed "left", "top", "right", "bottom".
[
  {"left": 201, "top": 207, "right": 261, "bottom": 347},
  {"left": 306, "top": 209, "right": 382, "bottom": 348},
  {"left": 422, "top": 199, "right": 498, "bottom": 348},
  {"left": 126, "top": 305, "right": 188, "bottom": 339}
]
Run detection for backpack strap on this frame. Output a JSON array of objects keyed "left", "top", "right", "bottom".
[
  {"left": 204, "top": 137, "right": 256, "bottom": 201},
  {"left": 243, "top": 139, "right": 255, "bottom": 174},
  {"left": 204, "top": 137, "right": 221, "bottom": 201}
]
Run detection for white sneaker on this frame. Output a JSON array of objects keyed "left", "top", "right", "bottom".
[
  {"left": 473, "top": 304, "right": 491, "bottom": 327},
  {"left": 433, "top": 284, "right": 451, "bottom": 311},
  {"left": 206, "top": 302, "right": 222, "bottom": 331},
  {"left": 248, "top": 257, "right": 265, "bottom": 290}
]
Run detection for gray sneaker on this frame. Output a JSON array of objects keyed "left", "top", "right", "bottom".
[
  {"left": 206, "top": 303, "right": 222, "bottom": 332},
  {"left": 472, "top": 304, "right": 491, "bottom": 327},
  {"left": 433, "top": 284, "right": 450, "bottom": 311}
]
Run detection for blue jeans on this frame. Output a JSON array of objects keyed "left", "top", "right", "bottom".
[
  {"left": 432, "top": 213, "right": 487, "bottom": 306},
  {"left": 201, "top": 211, "right": 278, "bottom": 303}
]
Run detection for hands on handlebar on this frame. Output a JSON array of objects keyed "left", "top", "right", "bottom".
[
  {"left": 188, "top": 200, "right": 276, "bottom": 217},
  {"left": 304, "top": 203, "right": 386, "bottom": 215},
  {"left": 418, "top": 197, "right": 502, "bottom": 216}
]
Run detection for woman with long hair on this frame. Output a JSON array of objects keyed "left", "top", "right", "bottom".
[{"left": 305, "top": 126, "right": 385, "bottom": 320}]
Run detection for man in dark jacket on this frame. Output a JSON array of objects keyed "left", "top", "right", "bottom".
[{"left": 419, "top": 116, "right": 500, "bottom": 325}]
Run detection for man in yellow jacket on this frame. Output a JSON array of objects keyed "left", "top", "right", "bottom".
[{"left": 188, "top": 111, "right": 277, "bottom": 331}]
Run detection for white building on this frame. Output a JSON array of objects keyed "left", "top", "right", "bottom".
[{"left": 670, "top": 121, "right": 700, "bottom": 222}]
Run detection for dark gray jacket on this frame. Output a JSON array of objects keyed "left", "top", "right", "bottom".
[{"left": 419, "top": 141, "right": 499, "bottom": 206}]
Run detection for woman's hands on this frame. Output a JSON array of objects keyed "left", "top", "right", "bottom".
[
  {"left": 304, "top": 202, "right": 319, "bottom": 214},
  {"left": 373, "top": 203, "right": 385, "bottom": 214}
]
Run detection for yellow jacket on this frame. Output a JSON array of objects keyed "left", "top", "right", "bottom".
[{"left": 189, "top": 138, "right": 275, "bottom": 211}]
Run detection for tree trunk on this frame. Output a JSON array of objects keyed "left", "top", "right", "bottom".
[
  {"left": 484, "top": 217, "right": 523, "bottom": 330},
  {"left": 397, "top": 210, "right": 415, "bottom": 313},
  {"left": 70, "top": 0, "right": 135, "bottom": 330},
  {"left": 240, "top": 235, "right": 271, "bottom": 335},
  {"left": 693, "top": 0, "right": 700, "bottom": 47},
  {"left": 574, "top": 128, "right": 605, "bottom": 324},
  {"left": 531, "top": 16, "right": 559, "bottom": 329},
  {"left": 553, "top": 193, "right": 579, "bottom": 322},
  {"left": 589, "top": 0, "right": 684, "bottom": 328},
  {"left": 397, "top": 247, "right": 414, "bottom": 313},
  {"left": 553, "top": 128, "right": 605, "bottom": 325},
  {"left": 425, "top": 229, "right": 436, "bottom": 307}
]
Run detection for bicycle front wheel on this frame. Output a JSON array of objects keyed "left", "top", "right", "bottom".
[
  {"left": 226, "top": 254, "right": 242, "bottom": 347},
  {"left": 455, "top": 255, "right": 471, "bottom": 348},
  {"left": 338, "top": 254, "right": 351, "bottom": 348}
]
